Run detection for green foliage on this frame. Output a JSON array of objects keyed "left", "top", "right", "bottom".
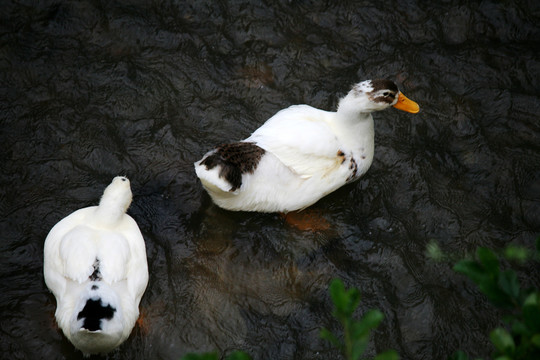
[
  {"left": 503, "top": 246, "right": 532, "bottom": 263},
  {"left": 180, "top": 351, "right": 251, "bottom": 360},
  {"left": 320, "top": 278, "right": 399, "bottom": 360},
  {"left": 426, "top": 240, "right": 447, "bottom": 261},
  {"left": 179, "top": 279, "right": 401, "bottom": 360},
  {"left": 181, "top": 354, "right": 217, "bottom": 360},
  {"left": 450, "top": 238, "right": 540, "bottom": 360}
]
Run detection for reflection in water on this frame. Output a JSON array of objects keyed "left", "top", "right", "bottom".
[{"left": 2, "top": 1, "right": 539, "bottom": 359}]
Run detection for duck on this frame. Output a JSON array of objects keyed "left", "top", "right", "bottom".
[
  {"left": 43, "top": 176, "right": 148, "bottom": 356},
  {"left": 194, "top": 79, "right": 420, "bottom": 213}
]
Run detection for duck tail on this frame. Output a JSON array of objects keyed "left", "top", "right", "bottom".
[{"left": 76, "top": 282, "right": 117, "bottom": 332}]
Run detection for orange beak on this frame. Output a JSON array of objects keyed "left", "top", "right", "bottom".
[{"left": 393, "top": 92, "right": 420, "bottom": 113}]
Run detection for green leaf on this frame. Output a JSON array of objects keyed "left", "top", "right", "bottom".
[
  {"left": 352, "top": 309, "right": 384, "bottom": 338},
  {"left": 498, "top": 270, "right": 520, "bottom": 300},
  {"left": 477, "top": 247, "right": 499, "bottom": 276},
  {"left": 453, "top": 260, "right": 488, "bottom": 284},
  {"left": 454, "top": 255, "right": 515, "bottom": 307},
  {"left": 323, "top": 278, "right": 398, "bottom": 360},
  {"left": 448, "top": 350, "right": 469, "bottom": 360},
  {"left": 346, "top": 288, "right": 361, "bottom": 313},
  {"left": 503, "top": 246, "right": 530, "bottom": 263},
  {"left": 374, "top": 349, "right": 400, "bottom": 360},
  {"left": 329, "top": 278, "right": 361, "bottom": 323},
  {"left": 348, "top": 310, "right": 384, "bottom": 360},
  {"left": 531, "top": 333, "right": 540, "bottom": 347},
  {"left": 477, "top": 279, "right": 513, "bottom": 308},
  {"left": 523, "top": 292, "right": 540, "bottom": 307},
  {"left": 225, "top": 351, "right": 252, "bottom": 360},
  {"left": 523, "top": 293, "right": 540, "bottom": 333},
  {"left": 510, "top": 319, "right": 529, "bottom": 336},
  {"left": 490, "top": 328, "right": 515, "bottom": 354},
  {"left": 426, "top": 240, "right": 444, "bottom": 261},
  {"left": 320, "top": 327, "right": 343, "bottom": 349},
  {"left": 329, "top": 279, "right": 348, "bottom": 311},
  {"left": 350, "top": 339, "right": 369, "bottom": 360}
]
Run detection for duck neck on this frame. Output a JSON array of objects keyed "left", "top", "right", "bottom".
[
  {"left": 336, "top": 107, "right": 373, "bottom": 126},
  {"left": 335, "top": 93, "right": 375, "bottom": 125},
  {"left": 94, "top": 194, "right": 129, "bottom": 227},
  {"left": 333, "top": 109, "right": 374, "bottom": 153}
]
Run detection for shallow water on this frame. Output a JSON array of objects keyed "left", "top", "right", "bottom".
[{"left": 1, "top": 1, "right": 540, "bottom": 359}]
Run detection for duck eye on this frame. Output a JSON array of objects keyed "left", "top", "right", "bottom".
[{"left": 383, "top": 91, "right": 390, "bottom": 97}]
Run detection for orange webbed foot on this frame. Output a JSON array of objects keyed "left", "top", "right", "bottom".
[{"left": 280, "top": 209, "right": 331, "bottom": 232}]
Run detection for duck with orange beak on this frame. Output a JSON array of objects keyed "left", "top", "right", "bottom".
[{"left": 195, "top": 79, "right": 420, "bottom": 213}]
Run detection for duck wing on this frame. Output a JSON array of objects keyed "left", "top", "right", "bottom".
[
  {"left": 59, "top": 225, "right": 98, "bottom": 283},
  {"left": 44, "top": 208, "right": 96, "bottom": 296},
  {"left": 247, "top": 105, "right": 342, "bottom": 178}
]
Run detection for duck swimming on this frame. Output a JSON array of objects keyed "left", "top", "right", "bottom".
[
  {"left": 194, "top": 79, "right": 419, "bottom": 213},
  {"left": 43, "top": 176, "right": 148, "bottom": 355}
]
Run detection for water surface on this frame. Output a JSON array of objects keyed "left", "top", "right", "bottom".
[{"left": 1, "top": 1, "right": 540, "bottom": 359}]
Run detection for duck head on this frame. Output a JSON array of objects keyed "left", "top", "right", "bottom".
[
  {"left": 95, "top": 176, "right": 133, "bottom": 225},
  {"left": 338, "top": 79, "right": 420, "bottom": 115},
  {"left": 99, "top": 176, "right": 132, "bottom": 209}
]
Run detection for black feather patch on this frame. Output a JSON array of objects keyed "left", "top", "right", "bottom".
[
  {"left": 89, "top": 259, "right": 101, "bottom": 281},
  {"left": 200, "top": 142, "right": 266, "bottom": 191},
  {"left": 347, "top": 158, "right": 358, "bottom": 182},
  {"left": 77, "top": 299, "right": 116, "bottom": 331},
  {"left": 369, "top": 79, "right": 398, "bottom": 104},
  {"left": 371, "top": 79, "right": 398, "bottom": 93}
]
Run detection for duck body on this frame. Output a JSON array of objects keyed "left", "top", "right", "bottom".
[
  {"left": 195, "top": 79, "right": 419, "bottom": 213},
  {"left": 43, "top": 176, "right": 148, "bottom": 355}
]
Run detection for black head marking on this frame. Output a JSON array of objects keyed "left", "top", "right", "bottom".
[
  {"left": 369, "top": 79, "right": 399, "bottom": 104},
  {"left": 371, "top": 79, "right": 398, "bottom": 93},
  {"left": 200, "top": 142, "right": 266, "bottom": 192}
]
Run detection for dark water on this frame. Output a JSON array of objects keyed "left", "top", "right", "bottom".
[{"left": 2, "top": 1, "right": 540, "bottom": 359}]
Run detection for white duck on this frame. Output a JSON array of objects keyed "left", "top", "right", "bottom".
[
  {"left": 195, "top": 79, "right": 419, "bottom": 213},
  {"left": 43, "top": 176, "right": 148, "bottom": 356}
]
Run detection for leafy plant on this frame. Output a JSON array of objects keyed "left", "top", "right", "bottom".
[
  {"left": 179, "top": 279, "right": 399, "bottom": 360},
  {"left": 180, "top": 350, "right": 251, "bottom": 360},
  {"left": 448, "top": 238, "right": 540, "bottom": 360},
  {"left": 320, "top": 278, "right": 399, "bottom": 360}
]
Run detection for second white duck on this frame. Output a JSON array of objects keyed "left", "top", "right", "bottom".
[
  {"left": 43, "top": 176, "right": 148, "bottom": 356},
  {"left": 195, "top": 79, "right": 420, "bottom": 213}
]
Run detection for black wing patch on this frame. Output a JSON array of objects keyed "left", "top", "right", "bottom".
[{"left": 200, "top": 142, "right": 266, "bottom": 191}]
